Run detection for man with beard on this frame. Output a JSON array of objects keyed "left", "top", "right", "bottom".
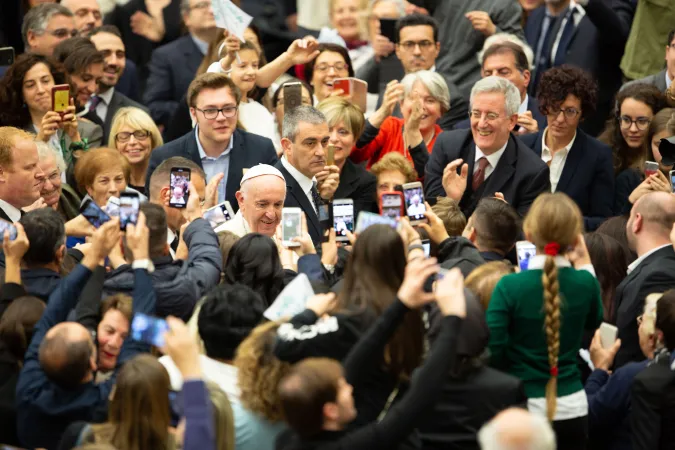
[{"left": 87, "top": 25, "right": 148, "bottom": 143}]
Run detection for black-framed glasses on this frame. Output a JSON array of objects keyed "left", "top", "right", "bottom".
[
  {"left": 399, "top": 40, "right": 434, "bottom": 51},
  {"left": 115, "top": 130, "right": 150, "bottom": 142},
  {"left": 548, "top": 107, "right": 581, "bottom": 120},
  {"left": 315, "top": 62, "right": 349, "bottom": 73},
  {"left": 619, "top": 115, "right": 651, "bottom": 131},
  {"left": 47, "top": 28, "right": 79, "bottom": 39},
  {"left": 196, "top": 106, "right": 238, "bottom": 120}
]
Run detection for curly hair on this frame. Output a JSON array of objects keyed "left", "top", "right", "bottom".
[
  {"left": 234, "top": 321, "right": 292, "bottom": 423},
  {"left": 599, "top": 83, "right": 668, "bottom": 174},
  {"left": 0, "top": 53, "right": 65, "bottom": 128},
  {"left": 536, "top": 65, "right": 598, "bottom": 119}
]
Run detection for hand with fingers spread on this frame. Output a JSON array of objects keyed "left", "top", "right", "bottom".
[
  {"left": 306, "top": 293, "right": 337, "bottom": 316},
  {"left": 420, "top": 203, "right": 450, "bottom": 244},
  {"left": 371, "top": 80, "right": 405, "bottom": 128},
  {"left": 465, "top": 11, "right": 496, "bottom": 36},
  {"left": 202, "top": 173, "right": 224, "bottom": 211},
  {"left": 285, "top": 38, "right": 320, "bottom": 65},
  {"left": 589, "top": 328, "right": 621, "bottom": 372},
  {"left": 398, "top": 257, "right": 439, "bottom": 307},
  {"left": 126, "top": 212, "right": 150, "bottom": 261},
  {"left": 442, "top": 159, "right": 469, "bottom": 201},
  {"left": 163, "top": 316, "right": 202, "bottom": 379},
  {"left": 435, "top": 268, "right": 467, "bottom": 318}
]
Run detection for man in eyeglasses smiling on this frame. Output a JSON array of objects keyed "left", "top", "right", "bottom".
[{"left": 22, "top": 3, "right": 79, "bottom": 57}]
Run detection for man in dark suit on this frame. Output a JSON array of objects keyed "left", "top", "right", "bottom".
[
  {"left": 453, "top": 41, "right": 546, "bottom": 134},
  {"left": 614, "top": 192, "right": 675, "bottom": 368},
  {"left": 145, "top": 73, "right": 277, "bottom": 215},
  {"left": 143, "top": 0, "right": 220, "bottom": 129},
  {"left": 524, "top": 0, "right": 634, "bottom": 136},
  {"left": 519, "top": 65, "right": 614, "bottom": 230},
  {"left": 622, "top": 29, "right": 674, "bottom": 94},
  {"left": 276, "top": 106, "right": 341, "bottom": 247},
  {"left": 87, "top": 26, "right": 148, "bottom": 144},
  {"left": 425, "top": 77, "right": 550, "bottom": 218},
  {"left": 0, "top": 127, "right": 45, "bottom": 223}
]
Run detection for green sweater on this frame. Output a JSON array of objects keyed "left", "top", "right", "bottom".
[{"left": 486, "top": 267, "right": 603, "bottom": 399}]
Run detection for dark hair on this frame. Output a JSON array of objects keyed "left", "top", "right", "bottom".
[
  {"left": 198, "top": 284, "right": 266, "bottom": 361},
  {"left": 21, "top": 3, "right": 73, "bottom": 48},
  {"left": 39, "top": 326, "right": 93, "bottom": 390},
  {"left": 536, "top": 65, "right": 598, "bottom": 119},
  {"left": 482, "top": 41, "right": 529, "bottom": 73},
  {"left": 0, "top": 295, "right": 45, "bottom": 363},
  {"left": 471, "top": 197, "right": 520, "bottom": 255},
  {"left": 272, "top": 79, "right": 314, "bottom": 109},
  {"left": 395, "top": 13, "right": 439, "bottom": 43},
  {"left": 596, "top": 215, "right": 637, "bottom": 262},
  {"left": 88, "top": 25, "right": 122, "bottom": 39},
  {"left": 223, "top": 234, "right": 285, "bottom": 307},
  {"left": 187, "top": 72, "right": 242, "bottom": 108},
  {"left": 338, "top": 225, "right": 424, "bottom": 380},
  {"left": 134, "top": 203, "right": 167, "bottom": 259},
  {"left": 53, "top": 37, "right": 104, "bottom": 76},
  {"left": 303, "top": 43, "right": 354, "bottom": 84},
  {"left": 668, "top": 29, "right": 675, "bottom": 47},
  {"left": 584, "top": 232, "right": 632, "bottom": 321},
  {"left": 20, "top": 208, "right": 66, "bottom": 267},
  {"left": 0, "top": 53, "right": 65, "bottom": 127},
  {"left": 599, "top": 83, "right": 668, "bottom": 174},
  {"left": 656, "top": 289, "right": 675, "bottom": 351}
]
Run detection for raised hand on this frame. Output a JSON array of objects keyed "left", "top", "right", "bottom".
[
  {"left": 420, "top": 203, "right": 450, "bottom": 244},
  {"left": 60, "top": 98, "right": 81, "bottom": 141},
  {"left": 465, "top": 11, "right": 496, "bottom": 36},
  {"left": 3, "top": 223, "right": 29, "bottom": 262},
  {"left": 37, "top": 111, "right": 63, "bottom": 142},
  {"left": 163, "top": 316, "right": 202, "bottom": 379},
  {"left": 306, "top": 293, "right": 337, "bottom": 316},
  {"left": 286, "top": 37, "right": 320, "bottom": 65},
  {"left": 589, "top": 328, "right": 621, "bottom": 372},
  {"left": 442, "top": 159, "right": 469, "bottom": 201},
  {"left": 397, "top": 256, "right": 439, "bottom": 308},
  {"left": 317, "top": 166, "right": 340, "bottom": 200},
  {"left": 516, "top": 111, "right": 539, "bottom": 134},
  {"left": 202, "top": 173, "right": 224, "bottom": 211},
  {"left": 126, "top": 212, "right": 150, "bottom": 261},
  {"left": 435, "top": 268, "right": 467, "bottom": 318}
]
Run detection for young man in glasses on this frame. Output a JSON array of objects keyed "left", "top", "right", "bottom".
[{"left": 22, "top": 3, "right": 78, "bottom": 57}]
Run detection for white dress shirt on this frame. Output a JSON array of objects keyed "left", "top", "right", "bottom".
[
  {"left": 0, "top": 199, "right": 22, "bottom": 223},
  {"left": 550, "top": 1, "right": 586, "bottom": 65},
  {"left": 160, "top": 354, "right": 240, "bottom": 406},
  {"left": 519, "top": 95, "right": 529, "bottom": 114},
  {"left": 627, "top": 244, "right": 672, "bottom": 274},
  {"left": 541, "top": 128, "right": 577, "bottom": 192},
  {"left": 166, "top": 227, "right": 176, "bottom": 259},
  {"left": 474, "top": 142, "right": 508, "bottom": 179},
  {"left": 281, "top": 156, "right": 317, "bottom": 211},
  {"left": 95, "top": 87, "right": 115, "bottom": 124},
  {"left": 667, "top": 71, "right": 673, "bottom": 90}
]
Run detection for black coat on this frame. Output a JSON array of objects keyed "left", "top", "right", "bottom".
[
  {"left": 334, "top": 160, "right": 378, "bottom": 219},
  {"left": 424, "top": 129, "right": 550, "bottom": 217},
  {"left": 275, "top": 160, "right": 323, "bottom": 247},
  {"left": 83, "top": 90, "right": 149, "bottom": 145}
]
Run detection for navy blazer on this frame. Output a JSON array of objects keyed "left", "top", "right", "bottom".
[
  {"left": 334, "top": 160, "right": 378, "bottom": 219},
  {"left": 145, "top": 128, "right": 278, "bottom": 213},
  {"left": 453, "top": 95, "right": 546, "bottom": 132},
  {"left": 519, "top": 128, "right": 614, "bottom": 230},
  {"left": 424, "top": 129, "right": 550, "bottom": 217},
  {"left": 84, "top": 90, "right": 149, "bottom": 145},
  {"left": 143, "top": 35, "right": 204, "bottom": 127}
]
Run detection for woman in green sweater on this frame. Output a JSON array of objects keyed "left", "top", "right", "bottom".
[{"left": 486, "top": 193, "right": 603, "bottom": 450}]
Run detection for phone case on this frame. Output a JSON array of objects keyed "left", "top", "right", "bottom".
[{"left": 52, "top": 85, "right": 70, "bottom": 113}]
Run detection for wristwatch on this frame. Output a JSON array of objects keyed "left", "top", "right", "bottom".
[{"left": 132, "top": 259, "right": 155, "bottom": 273}]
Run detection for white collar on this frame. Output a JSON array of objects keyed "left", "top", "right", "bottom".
[
  {"left": 166, "top": 227, "right": 176, "bottom": 259},
  {"left": 542, "top": 128, "right": 577, "bottom": 156},
  {"left": 195, "top": 126, "right": 234, "bottom": 160},
  {"left": 0, "top": 199, "right": 22, "bottom": 223},
  {"left": 527, "top": 254, "right": 572, "bottom": 270},
  {"left": 98, "top": 87, "right": 114, "bottom": 105},
  {"left": 475, "top": 141, "right": 508, "bottom": 168},
  {"left": 281, "top": 156, "right": 316, "bottom": 195},
  {"left": 666, "top": 71, "right": 673, "bottom": 90},
  {"left": 628, "top": 244, "right": 672, "bottom": 274},
  {"left": 519, "top": 94, "right": 529, "bottom": 115}
]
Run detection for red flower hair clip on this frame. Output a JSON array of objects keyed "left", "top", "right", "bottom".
[{"left": 544, "top": 242, "right": 561, "bottom": 256}]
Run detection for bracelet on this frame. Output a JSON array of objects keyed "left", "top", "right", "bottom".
[
  {"left": 408, "top": 244, "right": 424, "bottom": 253},
  {"left": 69, "top": 138, "right": 89, "bottom": 151}
]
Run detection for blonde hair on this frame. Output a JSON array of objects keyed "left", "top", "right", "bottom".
[
  {"left": 316, "top": 96, "right": 366, "bottom": 136},
  {"left": 205, "top": 382, "right": 235, "bottom": 450},
  {"left": 108, "top": 107, "right": 163, "bottom": 151},
  {"left": 0, "top": 126, "right": 35, "bottom": 167},
  {"left": 522, "top": 193, "right": 583, "bottom": 421},
  {"left": 370, "top": 152, "right": 418, "bottom": 182},
  {"left": 465, "top": 261, "right": 514, "bottom": 310}
]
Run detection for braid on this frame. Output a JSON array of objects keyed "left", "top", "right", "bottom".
[{"left": 542, "top": 255, "right": 561, "bottom": 422}]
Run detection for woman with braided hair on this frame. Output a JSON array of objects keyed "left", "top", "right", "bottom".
[{"left": 486, "top": 193, "right": 603, "bottom": 450}]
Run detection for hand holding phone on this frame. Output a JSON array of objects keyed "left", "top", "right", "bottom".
[
  {"left": 599, "top": 322, "right": 618, "bottom": 349},
  {"left": 51, "top": 84, "right": 70, "bottom": 115},
  {"left": 131, "top": 313, "right": 169, "bottom": 348},
  {"left": 119, "top": 193, "right": 140, "bottom": 230},
  {"left": 282, "top": 207, "right": 302, "bottom": 247},
  {"left": 380, "top": 191, "right": 404, "bottom": 220},
  {"left": 204, "top": 201, "right": 235, "bottom": 228},
  {"left": 81, "top": 199, "right": 112, "bottom": 228},
  {"left": 645, "top": 161, "right": 659, "bottom": 177},
  {"left": 516, "top": 240, "right": 536, "bottom": 271},
  {"left": 402, "top": 182, "right": 427, "bottom": 224},
  {"left": 333, "top": 199, "right": 354, "bottom": 242}
]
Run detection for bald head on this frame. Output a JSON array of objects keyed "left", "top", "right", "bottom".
[
  {"left": 61, "top": 0, "right": 102, "bottom": 34},
  {"left": 236, "top": 174, "right": 287, "bottom": 237},
  {"left": 39, "top": 322, "right": 96, "bottom": 390},
  {"left": 478, "top": 408, "right": 555, "bottom": 450},
  {"left": 633, "top": 192, "right": 675, "bottom": 236}
]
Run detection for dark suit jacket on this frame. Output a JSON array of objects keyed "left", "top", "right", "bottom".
[
  {"left": 115, "top": 59, "right": 141, "bottom": 103},
  {"left": 453, "top": 95, "right": 547, "bottom": 132},
  {"left": 84, "top": 89, "right": 149, "bottom": 145},
  {"left": 525, "top": 0, "right": 634, "bottom": 136},
  {"left": 424, "top": 129, "right": 550, "bottom": 217},
  {"left": 334, "top": 160, "right": 377, "bottom": 219},
  {"left": 274, "top": 160, "right": 323, "bottom": 247},
  {"left": 614, "top": 246, "right": 675, "bottom": 368},
  {"left": 621, "top": 69, "right": 669, "bottom": 93},
  {"left": 520, "top": 128, "right": 614, "bottom": 230},
  {"left": 143, "top": 34, "right": 204, "bottom": 127},
  {"left": 145, "top": 128, "right": 278, "bottom": 213}
]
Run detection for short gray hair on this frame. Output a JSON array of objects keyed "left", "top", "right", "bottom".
[
  {"left": 181, "top": 0, "right": 192, "bottom": 14},
  {"left": 478, "top": 33, "right": 534, "bottom": 70},
  {"left": 401, "top": 70, "right": 450, "bottom": 112},
  {"left": 282, "top": 106, "right": 327, "bottom": 142},
  {"left": 470, "top": 76, "right": 520, "bottom": 117},
  {"left": 36, "top": 141, "right": 66, "bottom": 175},
  {"left": 477, "top": 410, "right": 555, "bottom": 450},
  {"left": 370, "top": 0, "right": 406, "bottom": 16},
  {"left": 22, "top": 3, "right": 74, "bottom": 48}
]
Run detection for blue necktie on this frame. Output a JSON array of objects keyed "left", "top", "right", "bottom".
[
  {"left": 533, "top": 14, "right": 559, "bottom": 91},
  {"left": 553, "top": 8, "right": 577, "bottom": 67}
]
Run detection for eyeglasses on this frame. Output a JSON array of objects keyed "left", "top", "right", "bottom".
[
  {"left": 47, "top": 28, "right": 79, "bottom": 39},
  {"left": 399, "top": 40, "right": 435, "bottom": 51},
  {"left": 547, "top": 107, "right": 581, "bottom": 120},
  {"left": 115, "top": 130, "right": 150, "bottom": 142},
  {"left": 196, "top": 106, "right": 238, "bottom": 119},
  {"left": 469, "top": 110, "right": 501, "bottom": 122},
  {"left": 315, "top": 62, "right": 349, "bottom": 73},
  {"left": 619, "top": 115, "right": 651, "bottom": 131}
]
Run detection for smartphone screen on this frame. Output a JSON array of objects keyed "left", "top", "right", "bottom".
[
  {"left": 203, "top": 202, "right": 234, "bottom": 228},
  {"left": 516, "top": 241, "right": 537, "bottom": 271},
  {"left": 170, "top": 168, "right": 191, "bottom": 208},
  {"left": 120, "top": 193, "right": 140, "bottom": 230},
  {"left": 381, "top": 193, "right": 403, "bottom": 220},
  {"left": 131, "top": 312, "right": 169, "bottom": 348},
  {"left": 355, "top": 211, "right": 397, "bottom": 233},
  {"left": 282, "top": 209, "right": 302, "bottom": 243},
  {"left": 0, "top": 219, "right": 17, "bottom": 241},
  {"left": 283, "top": 82, "right": 303, "bottom": 113},
  {"left": 670, "top": 170, "right": 675, "bottom": 193},
  {"left": 403, "top": 185, "right": 426, "bottom": 221},
  {"left": 333, "top": 202, "right": 354, "bottom": 240},
  {"left": 81, "top": 199, "right": 111, "bottom": 228},
  {"left": 106, "top": 196, "right": 120, "bottom": 217}
]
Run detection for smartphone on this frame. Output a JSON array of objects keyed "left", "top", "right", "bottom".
[
  {"left": 80, "top": 198, "right": 111, "bottom": 228},
  {"left": 422, "top": 239, "right": 430, "bottom": 257},
  {"left": 0, "top": 219, "right": 17, "bottom": 241},
  {"left": 0, "top": 47, "right": 15, "bottom": 66},
  {"left": 326, "top": 145, "right": 335, "bottom": 166},
  {"left": 131, "top": 312, "right": 169, "bottom": 348},
  {"left": 355, "top": 211, "right": 398, "bottom": 233},
  {"left": 332, "top": 199, "right": 354, "bottom": 242},
  {"left": 106, "top": 196, "right": 120, "bottom": 217},
  {"left": 203, "top": 201, "right": 235, "bottom": 228},
  {"left": 380, "top": 191, "right": 404, "bottom": 221},
  {"left": 282, "top": 207, "right": 302, "bottom": 247},
  {"left": 51, "top": 84, "right": 70, "bottom": 114},
  {"left": 516, "top": 240, "right": 537, "bottom": 271},
  {"left": 379, "top": 18, "right": 398, "bottom": 43},
  {"left": 333, "top": 78, "right": 368, "bottom": 112},
  {"left": 660, "top": 136, "right": 675, "bottom": 166},
  {"left": 283, "top": 82, "right": 303, "bottom": 113},
  {"left": 599, "top": 322, "right": 618, "bottom": 349},
  {"left": 645, "top": 161, "right": 659, "bottom": 177},
  {"left": 402, "top": 182, "right": 427, "bottom": 225},
  {"left": 119, "top": 192, "right": 140, "bottom": 230},
  {"left": 670, "top": 170, "right": 675, "bottom": 193},
  {"left": 169, "top": 167, "right": 191, "bottom": 209}
]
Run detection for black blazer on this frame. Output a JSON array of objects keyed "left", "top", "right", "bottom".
[
  {"left": 84, "top": 90, "right": 149, "bottom": 145},
  {"left": 274, "top": 160, "right": 323, "bottom": 247},
  {"left": 453, "top": 95, "right": 547, "bottom": 132},
  {"left": 519, "top": 128, "right": 614, "bottom": 230},
  {"left": 424, "top": 129, "right": 550, "bottom": 217},
  {"left": 145, "top": 128, "right": 278, "bottom": 213},
  {"left": 334, "top": 160, "right": 378, "bottom": 219},
  {"left": 143, "top": 34, "right": 204, "bottom": 127},
  {"left": 614, "top": 246, "right": 675, "bottom": 368}
]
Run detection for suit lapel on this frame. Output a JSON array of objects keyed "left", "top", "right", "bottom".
[
  {"left": 105, "top": 91, "right": 123, "bottom": 132},
  {"left": 335, "top": 160, "right": 359, "bottom": 199},
  {"left": 278, "top": 163, "right": 321, "bottom": 238},
  {"left": 656, "top": 70, "right": 668, "bottom": 92},
  {"left": 185, "top": 129, "right": 204, "bottom": 168},
  {"left": 483, "top": 136, "right": 517, "bottom": 195},
  {"left": 226, "top": 130, "right": 244, "bottom": 200},
  {"left": 556, "top": 129, "right": 585, "bottom": 193}
]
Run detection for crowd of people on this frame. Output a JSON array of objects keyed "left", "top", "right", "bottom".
[{"left": 0, "top": 0, "right": 675, "bottom": 449}]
